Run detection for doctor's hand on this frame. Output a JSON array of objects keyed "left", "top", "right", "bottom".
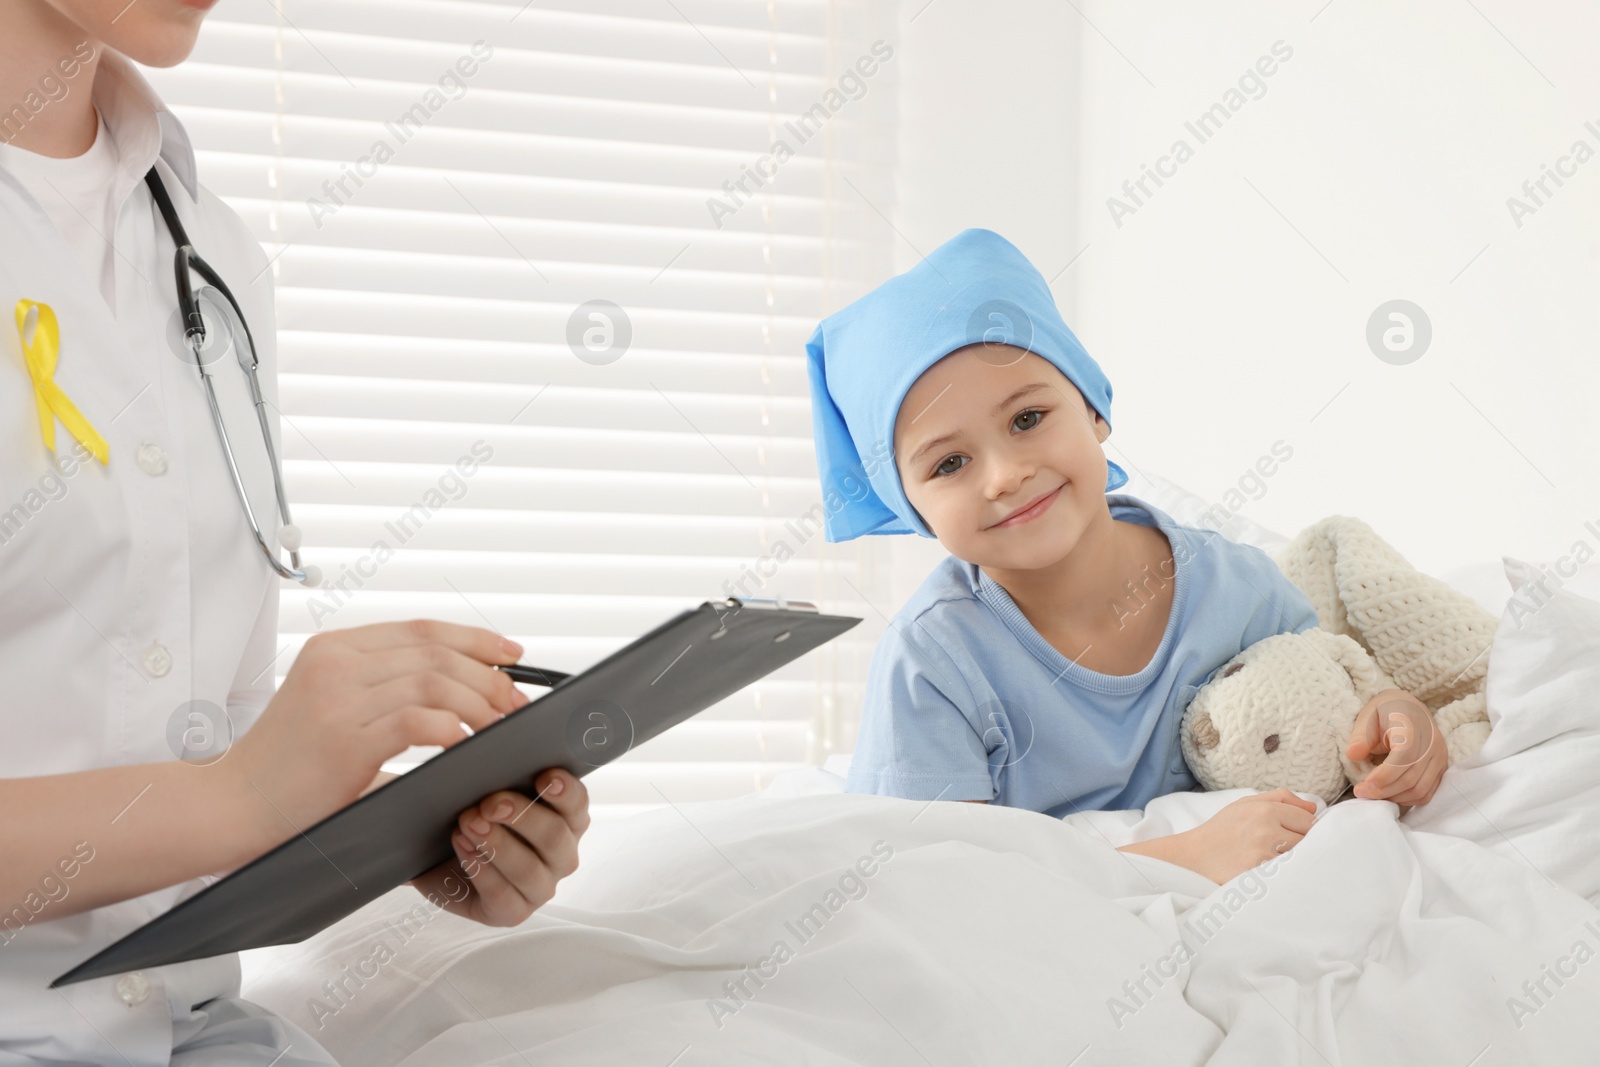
[
  {"left": 227, "top": 620, "right": 527, "bottom": 850},
  {"left": 1346, "top": 689, "right": 1447, "bottom": 809},
  {"left": 408, "top": 767, "right": 591, "bottom": 926}
]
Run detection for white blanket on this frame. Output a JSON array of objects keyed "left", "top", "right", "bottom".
[{"left": 243, "top": 563, "right": 1600, "bottom": 1065}]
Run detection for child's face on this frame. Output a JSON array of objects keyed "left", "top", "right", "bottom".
[{"left": 892, "top": 345, "right": 1112, "bottom": 570}]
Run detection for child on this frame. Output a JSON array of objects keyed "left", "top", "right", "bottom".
[{"left": 804, "top": 228, "right": 1446, "bottom": 884}]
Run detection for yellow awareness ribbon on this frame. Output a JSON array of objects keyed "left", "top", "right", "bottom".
[{"left": 14, "top": 299, "right": 109, "bottom": 466}]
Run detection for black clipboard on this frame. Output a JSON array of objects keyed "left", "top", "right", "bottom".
[{"left": 53, "top": 597, "right": 860, "bottom": 987}]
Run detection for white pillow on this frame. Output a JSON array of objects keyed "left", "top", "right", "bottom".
[
  {"left": 1402, "top": 557, "right": 1600, "bottom": 906},
  {"left": 1119, "top": 467, "right": 1292, "bottom": 556},
  {"left": 1120, "top": 468, "right": 1565, "bottom": 617},
  {"left": 1437, "top": 557, "right": 1600, "bottom": 620}
]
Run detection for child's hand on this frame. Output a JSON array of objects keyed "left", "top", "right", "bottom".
[
  {"left": 1346, "top": 689, "right": 1447, "bottom": 808},
  {"left": 408, "top": 767, "right": 591, "bottom": 927},
  {"left": 1177, "top": 788, "right": 1317, "bottom": 884}
]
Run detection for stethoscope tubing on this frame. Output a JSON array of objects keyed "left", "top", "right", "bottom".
[{"left": 143, "top": 167, "right": 311, "bottom": 585}]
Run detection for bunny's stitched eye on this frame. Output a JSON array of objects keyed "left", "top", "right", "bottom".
[
  {"left": 1222, "top": 662, "right": 1244, "bottom": 678},
  {"left": 1263, "top": 733, "right": 1280, "bottom": 754}
]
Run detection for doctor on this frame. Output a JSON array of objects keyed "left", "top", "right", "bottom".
[{"left": 0, "top": 1, "right": 589, "bottom": 1063}]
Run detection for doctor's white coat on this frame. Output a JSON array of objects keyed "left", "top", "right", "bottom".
[{"left": 0, "top": 51, "right": 289, "bottom": 1064}]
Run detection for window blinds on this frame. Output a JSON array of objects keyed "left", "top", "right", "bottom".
[{"left": 142, "top": 0, "right": 900, "bottom": 820}]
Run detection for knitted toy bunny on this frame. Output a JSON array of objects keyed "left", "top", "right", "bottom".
[
  {"left": 1181, "top": 628, "right": 1395, "bottom": 803},
  {"left": 1181, "top": 516, "right": 1497, "bottom": 803}
]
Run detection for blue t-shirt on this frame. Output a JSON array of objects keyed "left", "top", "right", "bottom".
[{"left": 844, "top": 494, "right": 1319, "bottom": 817}]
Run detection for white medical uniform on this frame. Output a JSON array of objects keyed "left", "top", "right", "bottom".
[{"left": 0, "top": 51, "right": 337, "bottom": 1065}]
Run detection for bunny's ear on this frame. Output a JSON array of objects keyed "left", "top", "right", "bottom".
[
  {"left": 1301, "top": 628, "right": 1394, "bottom": 704},
  {"left": 1276, "top": 519, "right": 1349, "bottom": 635}
]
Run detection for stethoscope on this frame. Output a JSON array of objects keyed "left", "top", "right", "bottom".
[{"left": 143, "top": 167, "right": 321, "bottom": 588}]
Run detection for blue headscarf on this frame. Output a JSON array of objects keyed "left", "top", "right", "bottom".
[{"left": 804, "top": 227, "right": 1127, "bottom": 542}]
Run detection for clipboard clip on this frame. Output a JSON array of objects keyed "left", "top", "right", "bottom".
[
  {"left": 719, "top": 596, "right": 819, "bottom": 613},
  {"left": 709, "top": 595, "right": 818, "bottom": 639}
]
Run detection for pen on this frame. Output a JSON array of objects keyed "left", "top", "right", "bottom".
[{"left": 495, "top": 663, "right": 572, "bottom": 688}]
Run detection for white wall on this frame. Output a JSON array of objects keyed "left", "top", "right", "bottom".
[
  {"left": 884, "top": 0, "right": 1088, "bottom": 602},
  {"left": 885, "top": 0, "right": 1599, "bottom": 601}
]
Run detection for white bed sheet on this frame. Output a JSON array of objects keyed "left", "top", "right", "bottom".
[{"left": 238, "top": 557, "right": 1600, "bottom": 1066}]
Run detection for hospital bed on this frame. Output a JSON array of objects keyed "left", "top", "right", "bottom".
[{"left": 238, "top": 476, "right": 1600, "bottom": 1065}]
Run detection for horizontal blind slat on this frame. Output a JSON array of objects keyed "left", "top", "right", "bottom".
[
  {"left": 276, "top": 333, "right": 815, "bottom": 395},
  {"left": 287, "top": 508, "right": 851, "bottom": 557},
  {"left": 272, "top": 418, "right": 824, "bottom": 478},
  {"left": 282, "top": 464, "right": 833, "bottom": 512},
  {"left": 272, "top": 289, "right": 841, "bottom": 353},
  {"left": 280, "top": 376, "right": 813, "bottom": 437}
]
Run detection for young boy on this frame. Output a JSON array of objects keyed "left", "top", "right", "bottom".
[{"left": 804, "top": 228, "right": 1446, "bottom": 885}]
